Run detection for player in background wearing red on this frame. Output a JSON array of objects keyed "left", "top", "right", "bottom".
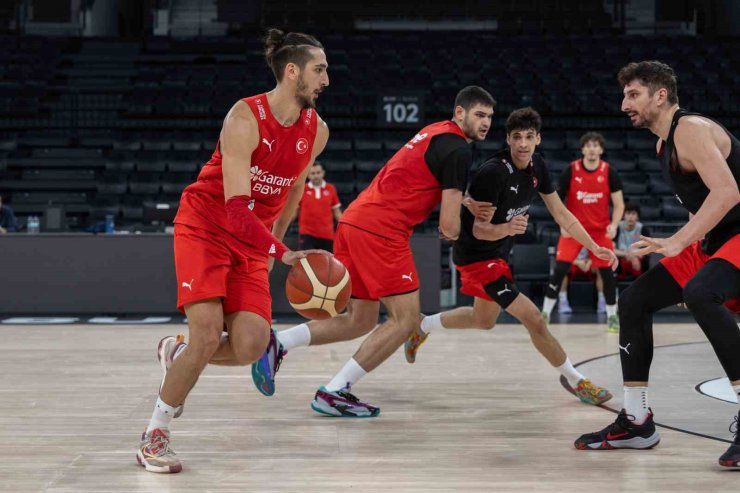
[
  {"left": 541, "top": 132, "right": 624, "bottom": 332},
  {"left": 252, "top": 86, "right": 496, "bottom": 417},
  {"left": 575, "top": 61, "right": 740, "bottom": 469},
  {"left": 404, "top": 108, "right": 615, "bottom": 406},
  {"left": 136, "top": 29, "right": 330, "bottom": 473},
  {"left": 294, "top": 161, "right": 342, "bottom": 252}
]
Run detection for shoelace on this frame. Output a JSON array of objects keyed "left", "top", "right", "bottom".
[
  {"left": 148, "top": 432, "right": 174, "bottom": 457},
  {"left": 730, "top": 415, "right": 739, "bottom": 437},
  {"left": 337, "top": 389, "right": 361, "bottom": 403},
  {"left": 579, "top": 380, "right": 603, "bottom": 397}
]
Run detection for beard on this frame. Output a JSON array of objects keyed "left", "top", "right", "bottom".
[
  {"left": 461, "top": 115, "right": 484, "bottom": 141},
  {"left": 295, "top": 75, "right": 316, "bottom": 109}
]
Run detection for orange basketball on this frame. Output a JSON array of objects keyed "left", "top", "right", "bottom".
[{"left": 285, "top": 253, "right": 352, "bottom": 320}]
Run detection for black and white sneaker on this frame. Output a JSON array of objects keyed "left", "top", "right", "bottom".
[
  {"left": 574, "top": 409, "right": 661, "bottom": 450},
  {"left": 719, "top": 412, "right": 740, "bottom": 468}
]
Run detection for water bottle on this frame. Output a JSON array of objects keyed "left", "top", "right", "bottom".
[
  {"left": 105, "top": 214, "right": 115, "bottom": 233},
  {"left": 27, "top": 216, "right": 39, "bottom": 234}
]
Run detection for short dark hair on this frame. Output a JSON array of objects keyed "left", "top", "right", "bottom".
[
  {"left": 505, "top": 107, "right": 542, "bottom": 134},
  {"left": 264, "top": 28, "right": 323, "bottom": 82},
  {"left": 617, "top": 61, "right": 678, "bottom": 105},
  {"left": 454, "top": 86, "right": 496, "bottom": 113},
  {"left": 580, "top": 131, "right": 605, "bottom": 149},
  {"left": 624, "top": 202, "right": 641, "bottom": 216},
  {"left": 311, "top": 160, "right": 323, "bottom": 169}
]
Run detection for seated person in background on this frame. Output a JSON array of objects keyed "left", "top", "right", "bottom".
[
  {"left": 559, "top": 248, "right": 608, "bottom": 314},
  {"left": 0, "top": 195, "right": 18, "bottom": 233},
  {"left": 614, "top": 202, "right": 651, "bottom": 279}
]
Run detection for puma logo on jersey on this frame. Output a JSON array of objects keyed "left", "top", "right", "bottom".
[
  {"left": 262, "top": 138, "right": 275, "bottom": 152},
  {"left": 619, "top": 342, "right": 631, "bottom": 355},
  {"left": 181, "top": 279, "right": 194, "bottom": 291},
  {"left": 575, "top": 176, "right": 583, "bottom": 184},
  {"left": 497, "top": 284, "right": 512, "bottom": 296},
  {"left": 510, "top": 185, "right": 519, "bottom": 194},
  {"left": 402, "top": 272, "right": 413, "bottom": 282}
]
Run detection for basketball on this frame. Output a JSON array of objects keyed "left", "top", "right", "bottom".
[{"left": 285, "top": 253, "right": 352, "bottom": 320}]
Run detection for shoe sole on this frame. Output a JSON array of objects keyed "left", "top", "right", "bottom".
[
  {"left": 136, "top": 450, "right": 182, "bottom": 473},
  {"left": 719, "top": 459, "right": 740, "bottom": 468},
  {"left": 310, "top": 400, "right": 380, "bottom": 418},
  {"left": 575, "top": 432, "right": 661, "bottom": 450},
  {"left": 157, "top": 335, "right": 184, "bottom": 418},
  {"left": 577, "top": 392, "right": 613, "bottom": 405}
]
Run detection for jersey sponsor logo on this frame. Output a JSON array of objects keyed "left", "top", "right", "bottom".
[
  {"left": 262, "top": 138, "right": 275, "bottom": 152},
  {"left": 296, "top": 138, "right": 309, "bottom": 154},
  {"left": 255, "top": 98, "right": 267, "bottom": 121},
  {"left": 509, "top": 185, "right": 519, "bottom": 194},
  {"left": 181, "top": 278, "right": 195, "bottom": 291},
  {"left": 502, "top": 159, "right": 514, "bottom": 174},
  {"left": 250, "top": 165, "right": 298, "bottom": 196},
  {"left": 404, "top": 132, "right": 428, "bottom": 149},
  {"left": 576, "top": 190, "right": 604, "bottom": 204},
  {"left": 304, "top": 109, "right": 313, "bottom": 125},
  {"left": 505, "top": 205, "right": 530, "bottom": 222}
]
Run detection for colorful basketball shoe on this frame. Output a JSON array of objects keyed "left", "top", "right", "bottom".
[
  {"left": 157, "top": 334, "right": 186, "bottom": 418},
  {"left": 574, "top": 379, "right": 613, "bottom": 405},
  {"left": 404, "top": 326, "right": 429, "bottom": 364},
  {"left": 607, "top": 315, "right": 619, "bottom": 333},
  {"left": 251, "top": 328, "right": 285, "bottom": 396},
  {"left": 311, "top": 386, "right": 380, "bottom": 418},
  {"left": 719, "top": 411, "right": 740, "bottom": 468},
  {"left": 137, "top": 427, "right": 182, "bottom": 473},
  {"left": 574, "top": 409, "right": 660, "bottom": 450}
]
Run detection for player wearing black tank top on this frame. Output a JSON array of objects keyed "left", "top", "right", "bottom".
[{"left": 575, "top": 61, "right": 740, "bottom": 470}]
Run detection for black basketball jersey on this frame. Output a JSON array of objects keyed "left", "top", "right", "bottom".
[
  {"left": 659, "top": 108, "right": 740, "bottom": 254},
  {"left": 453, "top": 149, "right": 555, "bottom": 265}
]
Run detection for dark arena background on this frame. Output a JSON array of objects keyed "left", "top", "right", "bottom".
[{"left": 0, "top": 1, "right": 738, "bottom": 491}]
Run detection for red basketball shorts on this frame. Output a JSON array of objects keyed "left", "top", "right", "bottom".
[
  {"left": 556, "top": 232, "right": 614, "bottom": 269},
  {"left": 333, "top": 223, "right": 419, "bottom": 300},
  {"left": 173, "top": 223, "right": 271, "bottom": 322},
  {"left": 456, "top": 259, "right": 513, "bottom": 302},
  {"left": 660, "top": 234, "right": 740, "bottom": 313}
]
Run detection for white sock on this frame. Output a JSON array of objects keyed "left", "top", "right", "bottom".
[
  {"left": 542, "top": 296, "right": 557, "bottom": 316},
  {"left": 558, "top": 292, "right": 568, "bottom": 302},
  {"left": 606, "top": 304, "right": 617, "bottom": 318},
  {"left": 733, "top": 384, "right": 740, "bottom": 413},
  {"left": 420, "top": 313, "right": 444, "bottom": 334},
  {"left": 325, "top": 358, "right": 366, "bottom": 392},
  {"left": 556, "top": 358, "right": 585, "bottom": 388},
  {"left": 598, "top": 293, "right": 606, "bottom": 303},
  {"left": 146, "top": 397, "right": 177, "bottom": 434},
  {"left": 624, "top": 386, "right": 650, "bottom": 424},
  {"left": 277, "top": 323, "right": 311, "bottom": 350}
]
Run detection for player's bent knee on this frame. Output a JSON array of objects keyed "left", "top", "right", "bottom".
[
  {"left": 232, "top": 339, "right": 265, "bottom": 365},
  {"left": 683, "top": 276, "right": 720, "bottom": 309},
  {"left": 472, "top": 315, "right": 496, "bottom": 330},
  {"left": 618, "top": 282, "right": 640, "bottom": 313},
  {"left": 188, "top": 330, "right": 222, "bottom": 362}
]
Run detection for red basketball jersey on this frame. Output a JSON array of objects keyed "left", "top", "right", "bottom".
[
  {"left": 298, "top": 181, "right": 340, "bottom": 240},
  {"left": 564, "top": 159, "right": 612, "bottom": 232},
  {"left": 340, "top": 120, "right": 466, "bottom": 239},
  {"left": 175, "top": 94, "right": 318, "bottom": 241}
]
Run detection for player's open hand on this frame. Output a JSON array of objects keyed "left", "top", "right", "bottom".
[
  {"left": 463, "top": 197, "right": 494, "bottom": 222},
  {"left": 280, "top": 249, "right": 330, "bottom": 266},
  {"left": 506, "top": 214, "right": 529, "bottom": 236},
  {"left": 631, "top": 235, "right": 684, "bottom": 258},
  {"left": 592, "top": 245, "right": 618, "bottom": 270}
]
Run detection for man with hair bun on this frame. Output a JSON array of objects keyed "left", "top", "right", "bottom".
[
  {"left": 575, "top": 61, "right": 740, "bottom": 470},
  {"left": 136, "top": 28, "right": 330, "bottom": 473}
]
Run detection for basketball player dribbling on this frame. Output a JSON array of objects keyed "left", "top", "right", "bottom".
[
  {"left": 252, "top": 86, "right": 497, "bottom": 417},
  {"left": 575, "top": 61, "right": 740, "bottom": 469},
  {"left": 404, "top": 108, "right": 615, "bottom": 406},
  {"left": 136, "top": 29, "right": 330, "bottom": 473}
]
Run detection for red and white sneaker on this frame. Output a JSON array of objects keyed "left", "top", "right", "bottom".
[
  {"left": 136, "top": 427, "right": 182, "bottom": 473},
  {"left": 157, "top": 335, "right": 186, "bottom": 418}
]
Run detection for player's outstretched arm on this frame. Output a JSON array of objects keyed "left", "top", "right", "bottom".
[
  {"left": 541, "top": 191, "right": 617, "bottom": 269},
  {"left": 272, "top": 118, "right": 330, "bottom": 243},
  {"left": 439, "top": 188, "right": 464, "bottom": 240}
]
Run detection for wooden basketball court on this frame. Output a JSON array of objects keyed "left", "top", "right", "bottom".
[{"left": 0, "top": 321, "right": 737, "bottom": 492}]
